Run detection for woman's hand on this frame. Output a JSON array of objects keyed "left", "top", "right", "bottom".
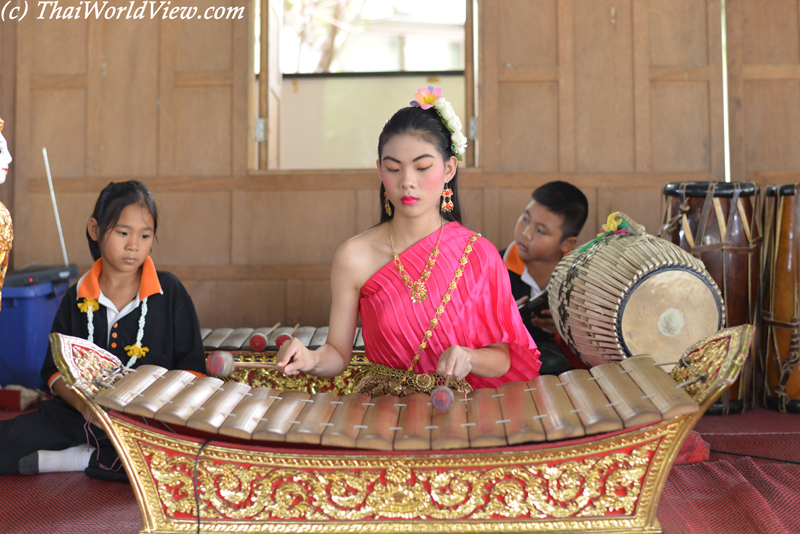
[
  {"left": 437, "top": 343, "right": 511, "bottom": 380},
  {"left": 436, "top": 345, "right": 474, "bottom": 382},
  {"left": 276, "top": 338, "right": 318, "bottom": 375}
]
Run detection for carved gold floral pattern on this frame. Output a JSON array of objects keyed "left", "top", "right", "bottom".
[
  {"left": 50, "top": 333, "right": 124, "bottom": 397},
  {"left": 132, "top": 432, "right": 659, "bottom": 524},
  {"left": 0, "top": 202, "right": 12, "bottom": 306},
  {"left": 226, "top": 352, "right": 371, "bottom": 395},
  {"left": 670, "top": 325, "right": 752, "bottom": 404}
]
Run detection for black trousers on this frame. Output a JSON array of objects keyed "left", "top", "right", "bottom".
[{"left": 0, "top": 396, "right": 125, "bottom": 480}]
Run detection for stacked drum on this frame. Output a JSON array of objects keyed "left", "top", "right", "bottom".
[
  {"left": 661, "top": 182, "right": 761, "bottom": 414},
  {"left": 762, "top": 185, "right": 800, "bottom": 413},
  {"left": 549, "top": 212, "right": 725, "bottom": 372}
]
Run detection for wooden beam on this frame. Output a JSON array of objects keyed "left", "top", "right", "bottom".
[
  {"left": 174, "top": 71, "right": 233, "bottom": 88},
  {"left": 649, "top": 67, "right": 711, "bottom": 82},
  {"left": 557, "top": 0, "right": 575, "bottom": 172},
  {"left": 498, "top": 67, "right": 559, "bottom": 82},
  {"left": 741, "top": 64, "right": 800, "bottom": 80},
  {"left": 633, "top": 0, "right": 651, "bottom": 172},
  {"left": 29, "top": 170, "right": 715, "bottom": 194},
  {"left": 29, "top": 74, "right": 87, "bottom": 91}
]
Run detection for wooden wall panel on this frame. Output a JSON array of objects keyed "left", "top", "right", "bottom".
[
  {"left": 574, "top": 0, "right": 635, "bottom": 172},
  {"left": 728, "top": 0, "right": 800, "bottom": 182},
  {"left": 649, "top": 0, "right": 708, "bottom": 66},
  {"left": 155, "top": 192, "right": 232, "bottom": 265},
  {"left": 651, "top": 82, "right": 710, "bottom": 172},
  {"left": 176, "top": 0, "right": 234, "bottom": 72},
  {"left": 741, "top": 0, "right": 799, "bottom": 65},
  {"left": 497, "top": 0, "right": 557, "bottom": 68},
  {"left": 356, "top": 188, "right": 379, "bottom": 234},
  {"left": 230, "top": 190, "right": 357, "bottom": 265},
  {"left": 498, "top": 189, "right": 535, "bottom": 250},
  {"left": 497, "top": 83, "right": 558, "bottom": 173},
  {"left": 27, "top": 192, "right": 97, "bottom": 267},
  {"left": 298, "top": 280, "right": 332, "bottom": 327},
  {"left": 31, "top": 6, "right": 86, "bottom": 75},
  {"left": 459, "top": 187, "right": 483, "bottom": 233},
  {"left": 174, "top": 88, "right": 232, "bottom": 176},
  {"left": 596, "top": 188, "right": 662, "bottom": 238},
  {"left": 94, "top": 18, "right": 159, "bottom": 177},
  {"left": 577, "top": 188, "right": 597, "bottom": 247},
  {"left": 184, "top": 280, "right": 286, "bottom": 330},
  {"left": 743, "top": 81, "right": 800, "bottom": 171},
  {"left": 30, "top": 90, "right": 86, "bottom": 179}
]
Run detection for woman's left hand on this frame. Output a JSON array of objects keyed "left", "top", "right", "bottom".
[{"left": 436, "top": 345, "right": 474, "bottom": 382}]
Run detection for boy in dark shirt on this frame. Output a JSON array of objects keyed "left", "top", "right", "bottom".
[{"left": 500, "top": 181, "right": 588, "bottom": 374}]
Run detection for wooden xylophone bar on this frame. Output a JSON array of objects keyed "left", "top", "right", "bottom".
[
  {"left": 201, "top": 325, "right": 365, "bottom": 352},
  {"left": 91, "top": 355, "right": 698, "bottom": 451}
]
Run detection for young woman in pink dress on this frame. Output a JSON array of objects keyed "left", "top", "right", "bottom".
[{"left": 278, "top": 88, "right": 541, "bottom": 396}]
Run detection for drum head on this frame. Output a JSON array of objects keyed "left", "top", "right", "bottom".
[{"left": 617, "top": 266, "right": 723, "bottom": 371}]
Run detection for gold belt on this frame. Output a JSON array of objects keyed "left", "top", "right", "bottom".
[{"left": 361, "top": 362, "right": 472, "bottom": 396}]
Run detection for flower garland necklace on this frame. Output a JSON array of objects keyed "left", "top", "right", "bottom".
[
  {"left": 78, "top": 296, "right": 149, "bottom": 368},
  {"left": 389, "top": 218, "right": 444, "bottom": 303}
]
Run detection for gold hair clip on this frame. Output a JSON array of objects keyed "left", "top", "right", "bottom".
[{"left": 0, "top": 117, "right": 4, "bottom": 132}]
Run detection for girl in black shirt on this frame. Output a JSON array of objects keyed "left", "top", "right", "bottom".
[{"left": 0, "top": 180, "right": 205, "bottom": 479}]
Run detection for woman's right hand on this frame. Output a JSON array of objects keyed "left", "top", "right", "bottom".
[{"left": 275, "top": 337, "right": 318, "bottom": 375}]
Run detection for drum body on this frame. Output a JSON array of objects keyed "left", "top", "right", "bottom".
[
  {"left": 661, "top": 182, "right": 760, "bottom": 414},
  {"left": 762, "top": 185, "right": 800, "bottom": 413},
  {"left": 549, "top": 216, "right": 725, "bottom": 370}
]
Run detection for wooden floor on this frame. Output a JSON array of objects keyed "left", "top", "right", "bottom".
[{"left": 1, "top": 405, "right": 798, "bottom": 534}]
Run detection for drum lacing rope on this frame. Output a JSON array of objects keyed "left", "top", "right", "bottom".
[
  {"left": 660, "top": 183, "right": 692, "bottom": 237},
  {"left": 776, "top": 327, "right": 800, "bottom": 412},
  {"left": 558, "top": 214, "right": 648, "bottom": 356},
  {"left": 763, "top": 184, "right": 800, "bottom": 413},
  {"left": 558, "top": 232, "right": 620, "bottom": 356}
]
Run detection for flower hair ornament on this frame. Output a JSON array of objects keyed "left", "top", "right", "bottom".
[{"left": 410, "top": 86, "right": 468, "bottom": 161}]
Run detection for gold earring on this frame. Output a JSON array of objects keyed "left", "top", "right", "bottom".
[
  {"left": 384, "top": 192, "right": 392, "bottom": 216},
  {"left": 441, "top": 187, "right": 454, "bottom": 213}
]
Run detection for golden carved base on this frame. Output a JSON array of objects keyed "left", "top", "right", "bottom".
[
  {"left": 110, "top": 413, "right": 682, "bottom": 533},
  {"left": 50, "top": 326, "right": 754, "bottom": 534}
]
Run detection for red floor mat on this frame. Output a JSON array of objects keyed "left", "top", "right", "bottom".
[
  {"left": 694, "top": 405, "right": 800, "bottom": 464},
  {"left": 1, "top": 406, "right": 797, "bottom": 533},
  {"left": 659, "top": 458, "right": 800, "bottom": 534},
  {"left": 0, "top": 473, "right": 141, "bottom": 534}
]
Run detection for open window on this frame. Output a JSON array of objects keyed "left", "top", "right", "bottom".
[{"left": 252, "top": 0, "right": 478, "bottom": 171}]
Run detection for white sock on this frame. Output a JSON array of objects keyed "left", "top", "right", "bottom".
[{"left": 38, "top": 445, "right": 96, "bottom": 473}]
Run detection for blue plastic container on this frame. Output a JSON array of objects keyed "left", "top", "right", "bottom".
[{"left": 0, "top": 281, "right": 70, "bottom": 389}]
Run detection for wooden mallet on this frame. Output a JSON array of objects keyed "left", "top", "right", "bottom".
[
  {"left": 430, "top": 376, "right": 454, "bottom": 411},
  {"left": 206, "top": 351, "right": 282, "bottom": 378}
]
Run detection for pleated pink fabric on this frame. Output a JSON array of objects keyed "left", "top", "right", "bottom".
[{"left": 359, "top": 221, "right": 541, "bottom": 389}]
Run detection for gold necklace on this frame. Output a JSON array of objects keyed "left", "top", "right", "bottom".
[{"left": 389, "top": 219, "right": 444, "bottom": 303}]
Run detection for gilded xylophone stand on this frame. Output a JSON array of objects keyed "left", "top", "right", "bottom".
[{"left": 51, "top": 325, "right": 753, "bottom": 534}]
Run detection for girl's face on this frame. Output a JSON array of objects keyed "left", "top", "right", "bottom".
[
  {"left": 377, "top": 134, "right": 457, "bottom": 218},
  {"left": 89, "top": 203, "right": 154, "bottom": 276},
  {"left": 0, "top": 133, "right": 12, "bottom": 185}
]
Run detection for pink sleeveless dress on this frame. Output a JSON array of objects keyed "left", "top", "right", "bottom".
[{"left": 359, "top": 222, "right": 541, "bottom": 390}]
